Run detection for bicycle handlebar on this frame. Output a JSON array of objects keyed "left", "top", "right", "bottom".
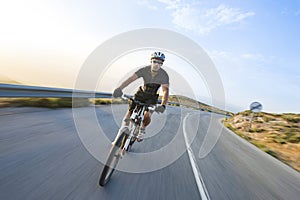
[
  {"left": 120, "top": 94, "right": 159, "bottom": 112},
  {"left": 122, "top": 94, "right": 133, "bottom": 101}
]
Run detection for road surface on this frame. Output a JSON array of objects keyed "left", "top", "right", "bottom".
[{"left": 0, "top": 105, "right": 299, "bottom": 199}]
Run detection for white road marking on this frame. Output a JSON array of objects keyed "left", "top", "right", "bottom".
[{"left": 183, "top": 113, "right": 210, "bottom": 200}]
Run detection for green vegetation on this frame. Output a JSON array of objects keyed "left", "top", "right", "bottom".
[
  {"left": 283, "top": 132, "right": 300, "bottom": 143},
  {"left": 0, "top": 94, "right": 234, "bottom": 116},
  {"left": 249, "top": 127, "right": 265, "bottom": 133},
  {"left": 0, "top": 94, "right": 233, "bottom": 116},
  {"left": 0, "top": 98, "right": 90, "bottom": 108},
  {"left": 225, "top": 122, "right": 252, "bottom": 140},
  {"left": 282, "top": 114, "right": 300, "bottom": 123},
  {"left": 93, "top": 98, "right": 127, "bottom": 105},
  {"left": 0, "top": 97, "right": 130, "bottom": 108}
]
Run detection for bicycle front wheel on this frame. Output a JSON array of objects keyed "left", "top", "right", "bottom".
[
  {"left": 126, "top": 124, "right": 139, "bottom": 151},
  {"left": 99, "top": 131, "right": 127, "bottom": 186}
]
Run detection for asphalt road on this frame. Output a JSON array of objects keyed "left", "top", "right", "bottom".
[{"left": 0, "top": 105, "right": 299, "bottom": 200}]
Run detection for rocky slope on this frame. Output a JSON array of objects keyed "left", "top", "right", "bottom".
[{"left": 223, "top": 111, "right": 300, "bottom": 172}]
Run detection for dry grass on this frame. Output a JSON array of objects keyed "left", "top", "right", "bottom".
[
  {"left": 0, "top": 97, "right": 129, "bottom": 108},
  {"left": 0, "top": 98, "right": 91, "bottom": 108},
  {"left": 223, "top": 111, "right": 300, "bottom": 172}
]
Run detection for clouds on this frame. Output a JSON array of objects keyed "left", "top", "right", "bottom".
[
  {"left": 139, "top": 0, "right": 255, "bottom": 34},
  {"left": 137, "top": 0, "right": 158, "bottom": 10},
  {"left": 172, "top": 3, "right": 255, "bottom": 34},
  {"left": 210, "top": 50, "right": 267, "bottom": 64}
]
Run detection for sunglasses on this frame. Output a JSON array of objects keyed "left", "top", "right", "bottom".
[{"left": 152, "top": 60, "right": 163, "bottom": 65}]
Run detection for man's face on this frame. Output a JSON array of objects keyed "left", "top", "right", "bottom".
[{"left": 151, "top": 59, "right": 163, "bottom": 72}]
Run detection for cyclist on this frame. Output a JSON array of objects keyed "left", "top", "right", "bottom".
[{"left": 113, "top": 51, "right": 169, "bottom": 142}]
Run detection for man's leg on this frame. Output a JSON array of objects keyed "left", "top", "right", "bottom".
[
  {"left": 135, "top": 111, "right": 152, "bottom": 142},
  {"left": 122, "top": 110, "right": 132, "bottom": 127},
  {"left": 122, "top": 99, "right": 135, "bottom": 127},
  {"left": 142, "top": 111, "right": 152, "bottom": 128}
]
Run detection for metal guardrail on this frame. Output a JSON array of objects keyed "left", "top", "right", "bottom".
[
  {"left": 0, "top": 83, "right": 230, "bottom": 115},
  {"left": 0, "top": 83, "right": 112, "bottom": 98},
  {"left": 0, "top": 83, "right": 183, "bottom": 106}
]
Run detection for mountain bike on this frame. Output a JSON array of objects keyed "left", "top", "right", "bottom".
[{"left": 99, "top": 95, "right": 157, "bottom": 187}]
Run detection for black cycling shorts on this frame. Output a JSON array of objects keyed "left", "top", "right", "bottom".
[{"left": 128, "top": 90, "right": 158, "bottom": 112}]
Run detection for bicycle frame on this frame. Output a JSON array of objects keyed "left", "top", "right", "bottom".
[
  {"left": 99, "top": 95, "right": 156, "bottom": 186},
  {"left": 120, "top": 96, "right": 156, "bottom": 154}
]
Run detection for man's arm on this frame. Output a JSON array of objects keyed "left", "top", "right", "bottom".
[
  {"left": 118, "top": 74, "right": 139, "bottom": 90},
  {"left": 161, "top": 84, "right": 169, "bottom": 106}
]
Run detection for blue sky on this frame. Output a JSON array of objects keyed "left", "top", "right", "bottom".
[{"left": 0, "top": 0, "right": 299, "bottom": 113}]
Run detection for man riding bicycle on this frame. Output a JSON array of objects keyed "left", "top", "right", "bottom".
[{"left": 113, "top": 51, "right": 170, "bottom": 142}]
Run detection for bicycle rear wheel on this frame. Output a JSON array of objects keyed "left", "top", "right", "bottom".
[{"left": 99, "top": 131, "right": 127, "bottom": 186}]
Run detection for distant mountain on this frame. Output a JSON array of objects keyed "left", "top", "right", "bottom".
[{"left": 0, "top": 74, "right": 22, "bottom": 84}]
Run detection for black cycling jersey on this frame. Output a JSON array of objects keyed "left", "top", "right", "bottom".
[
  {"left": 135, "top": 65, "right": 169, "bottom": 95},
  {"left": 129, "top": 65, "right": 169, "bottom": 111}
]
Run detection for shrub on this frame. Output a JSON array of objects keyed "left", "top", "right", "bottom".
[
  {"left": 263, "top": 115, "right": 272, "bottom": 122},
  {"left": 250, "top": 140, "right": 266, "bottom": 149},
  {"left": 272, "top": 138, "right": 287, "bottom": 144},
  {"left": 265, "top": 149, "right": 279, "bottom": 159},
  {"left": 94, "top": 99, "right": 112, "bottom": 105},
  {"left": 283, "top": 132, "right": 300, "bottom": 143},
  {"left": 282, "top": 115, "right": 300, "bottom": 123},
  {"left": 71, "top": 98, "right": 91, "bottom": 107},
  {"left": 2, "top": 98, "right": 91, "bottom": 108},
  {"left": 250, "top": 128, "right": 265, "bottom": 133}
]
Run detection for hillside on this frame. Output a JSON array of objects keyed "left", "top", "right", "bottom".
[
  {"left": 166, "top": 95, "right": 232, "bottom": 116},
  {"left": 223, "top": 111, "right": 300, "bottom": 172}
]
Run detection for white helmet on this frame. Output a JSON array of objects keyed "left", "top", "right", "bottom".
[{"left": 151, "top": 52, "right": 165, "bottom": 62}]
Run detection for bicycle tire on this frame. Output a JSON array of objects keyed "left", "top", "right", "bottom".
[{"left": 99, "top": 131, "right": 127, "bottom": 186}]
